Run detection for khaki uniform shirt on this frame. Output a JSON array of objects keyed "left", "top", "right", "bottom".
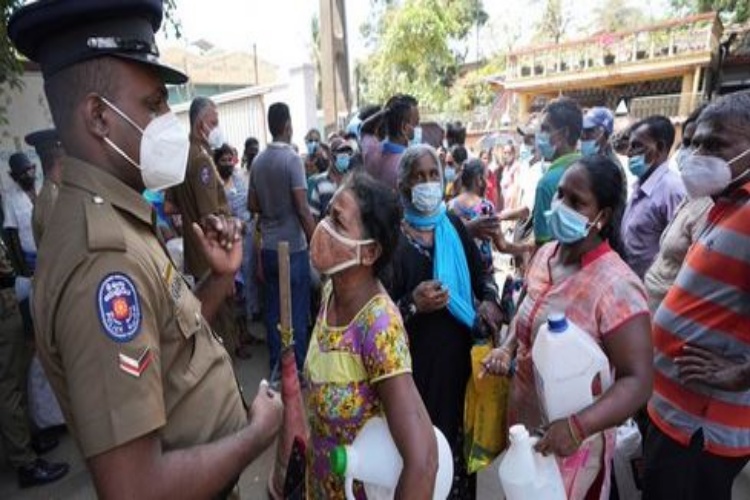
[
  {"left": 167, "top": 142, "right": 229, "bottom": 279},
  {"left": 32, "top": 179, "right": 59, "bottom": 246},
  {"left": 33, "top": 157, "right": 246, "bottom": 459}
]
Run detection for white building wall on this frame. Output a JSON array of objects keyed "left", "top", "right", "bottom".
[{"left": 0, "top": 71, "right": 53, "bottom": 194}]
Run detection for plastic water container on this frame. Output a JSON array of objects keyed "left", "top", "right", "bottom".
[
  {"left": 532, "top": 312, "right": 613, "bottom": 423},
  {"left": 498, "top": 424, "right": 566, "bottom": 500},
  {"left": 330, "top": 416, "right": 454, "bottom": 500}
]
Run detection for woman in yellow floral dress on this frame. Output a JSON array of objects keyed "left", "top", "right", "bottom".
[{"left": 305, "top": 173, "right": 437, "bottom": 499}]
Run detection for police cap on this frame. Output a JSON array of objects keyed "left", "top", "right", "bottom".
[{"left": 8, "top": 0, "right": 188, "bottom": 85}]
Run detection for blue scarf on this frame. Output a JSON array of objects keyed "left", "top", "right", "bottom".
[{"left": 404, "top": 203, "right": 477, "bottom": 329}]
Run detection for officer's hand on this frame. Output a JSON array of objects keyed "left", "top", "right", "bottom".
[
  {"left": 248, "top": 380, "right": 284, "bottom": 446},
  {"left": 193, "top": 215, "right": 244, "bottom": 276}
]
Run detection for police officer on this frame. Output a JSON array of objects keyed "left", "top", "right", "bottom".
[
  {"left": 166, "top": 97, "right": 238, "bottom": 354},
  {"left": 9, "top": 1, "right": 282, "bottom": 497},
  {"left": 26, "top": 129, "right": 64, "bottom": 246},
  {"left": 0, "top": 237, "right": 69, "bottom": 488}
]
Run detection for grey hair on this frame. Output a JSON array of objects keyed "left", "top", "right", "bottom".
[
  {"left": 189, "top": 96, "right": 216, "bottom": 128},
  {"left": 396, "top": 144, "right": 443, "bottom": 193},
  {"left": 699, "top": 91, "right": 750, "bottom": 130}
]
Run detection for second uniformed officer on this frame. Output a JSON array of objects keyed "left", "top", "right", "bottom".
[{"left": 9, "top": 0, "right": 282, "bottom": 497}]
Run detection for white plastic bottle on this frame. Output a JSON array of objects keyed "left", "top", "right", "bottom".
[
  {"left": 532, "top": 312, "right": 613, "bottom": 423},
  {"left": 498, "top": 424, "right": 566, "bottom": 500},
  {"left": 330, "top": 416, "right": 454, "bottom": 500}
]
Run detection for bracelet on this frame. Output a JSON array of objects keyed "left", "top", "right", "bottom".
[
  {"left": 570, "top": 413, "right": 588, "bottom": 441},
  {"left": 567, "top": 417, "right": 583, "bottom": 447}
]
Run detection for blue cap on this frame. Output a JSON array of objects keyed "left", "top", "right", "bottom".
[
  {"left": 8, "top": 0, "right": 188, "bottom": 84},
  {"left": 547, "top": 312, "right": 568, "bottom": 334},
  {"left": 583, "top": 107, "right": 614, "bottom": 136}
]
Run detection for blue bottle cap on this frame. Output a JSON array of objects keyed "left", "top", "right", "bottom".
[{"left": 547, "top": 312, "right": 568, "bottom": 333}]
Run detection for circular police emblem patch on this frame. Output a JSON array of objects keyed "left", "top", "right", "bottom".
[
  {"left": 96, "top": 273, "right": 142, "bottom": 343},
  {"left": 200, "top": 166, "right": 211, "bottom": 185}
]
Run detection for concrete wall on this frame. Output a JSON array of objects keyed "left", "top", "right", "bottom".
[{"left": 0, "top": 71, "right": 51, "bottom": 195}]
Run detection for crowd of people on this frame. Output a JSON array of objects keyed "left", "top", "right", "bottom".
[{"left": 1, "top": 1, "right": 749, "bottom": 499}]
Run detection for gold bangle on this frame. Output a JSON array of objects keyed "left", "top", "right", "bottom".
[{"left": 567, "top": 417, "right": 582, "bottom": 447}]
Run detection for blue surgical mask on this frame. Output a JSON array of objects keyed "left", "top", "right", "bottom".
[
  {"left": 411, "top": 181, "right": 443, "bottom": 214},
  {"left": 445, "top": 167, "right": 457, "bottom": 183},
  {"left": 410, "top": 125, "right": 423, "bottom": 147},
  {"left": 580, "top": 139, "right": 600, "bottom": 157},
  {"left": 306, "top": 141, "right": 318, "bottom": 156},
  {"left": 535, "top": 131, "right": 556, "bottom": 161},
  {"left": 628, "top": 154, "right": 650, "bottom": 178},
  {"left": 545, "top": 200, "right": 600, "bottom": 244},
  {"left": 334, "top": 153, "right": 351, "bottom": 173}
]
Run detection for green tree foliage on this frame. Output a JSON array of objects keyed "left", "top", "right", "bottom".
[
  {"left": 670, "top": 0, "right": 749, "bottom": 23},
  {"left": 445, "top": 57, "right": 504, "bottom": 113},
  {"left": 595, "top": 0, "right": 647, "bottom": 32},
  {"left": 534, "top": 0, "right": 570, "bottom": 44},
  {"left": 360, "top": 0, "right": 487, "bottom": 112}
]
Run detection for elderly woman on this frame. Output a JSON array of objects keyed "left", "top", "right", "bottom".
[
  {"left": 385, "top": 145, "right": 503, "bottom": 499},
  {"left": 484, "top": 156, "right": 653, "bottom": 500}
]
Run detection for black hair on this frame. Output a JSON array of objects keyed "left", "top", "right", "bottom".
[
  {"left": 305, "top": 128, "right": 321, "bottom": 142},
  {"left": 461, "top": 158, "right": 485, "bottom": 190},
  {"left": 446, "top": 121, "right": 467, "bottom": 146},
  {"left": 479, "top": 148, "right": 493, "bottom": 162},
  {"left": 189, "top": 97, "right": 215, "bottom": 128},
  {"left": 268, "top": 102, "right": 291, "bottom": 138},
  {"left": 384, "top": 94, "right": 418, "bottom": 139},
  {"left": 44, "top": 58, "right": 118, "bottom": 134},
  {"left": 349, "top": 152, "right": 364, "bottom": 172},
  {"left": 632, "top": 115, "right": 675, "bottom": 151},
  {"left": 357, "top": 104, "right": 381, "bottom": 122},
  {"left": 450, "top": 145, "right": 468, "bottom": 166},
  {"left": 244, "top": 137, "right": 259, "bottom": 149},
  {"left": 698, "top": 91, "right": 750, "bottom": 131},
  {"left": 345, "top": 172, "right": 403, "bottom": 277},
  {"left": 213, "top": 143, "right": 234, "bottom": 165},
  {"left": 576, "top": 156, "right": 627, "bottom": 260},
  {"left": 544, "top": 97, "right": 583, "bottom": 146}
]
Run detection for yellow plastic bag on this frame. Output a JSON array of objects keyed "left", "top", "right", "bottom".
[{"left": 463, "top": 343, "right": 510, "bottom": 474}]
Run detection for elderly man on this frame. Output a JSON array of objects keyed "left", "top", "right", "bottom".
[
  {"left": 167, "top": 96, "right": 229, "bottom": 281},
  {"left": 8, "top": 1, "right": 282, "bottom": 497},
  {"left": 645, "top": 91, "right": 750, "bottom": 500}
]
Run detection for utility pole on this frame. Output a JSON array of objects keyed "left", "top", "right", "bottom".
[{"left": 319, "top": 0, "right": 351, "bottom": 135}]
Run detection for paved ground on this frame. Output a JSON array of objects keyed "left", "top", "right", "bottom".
[{"left": 1, "top": 320, "right": 747, "bottom": 499}]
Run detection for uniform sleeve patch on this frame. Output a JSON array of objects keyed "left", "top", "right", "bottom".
[
  {"left": 97, "top": 273, "right": 142, "bottom": 343},
  {"left": 200, "top": 166, "right": 211, "bottom": 185}
]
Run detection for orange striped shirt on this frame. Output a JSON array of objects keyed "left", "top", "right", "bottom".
[{"left": 648, "top": 181, "right": 750, "bottom": 458}]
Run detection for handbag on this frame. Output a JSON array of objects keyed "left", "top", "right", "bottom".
[{"left": 463, "top": 343, "right": 510, "bottom": 473}]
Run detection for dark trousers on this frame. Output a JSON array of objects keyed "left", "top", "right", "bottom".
[
  {"left": 643, "top": 420, "right": 749, "bottom": 500},
  {"left": 261, "top": 249, "right": 310, "bottom": 375}
]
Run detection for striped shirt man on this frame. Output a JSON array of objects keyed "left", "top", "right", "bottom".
[{"left": 649, "top": 180, "right": 750, "bottom": 457}]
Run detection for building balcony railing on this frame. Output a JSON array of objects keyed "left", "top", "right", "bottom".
[
  {"left": 629, "top": 92, "right": 706, "bottom": 120},
  {"left": 505, "top": 13, "right": 722, "bottom": 82}
]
